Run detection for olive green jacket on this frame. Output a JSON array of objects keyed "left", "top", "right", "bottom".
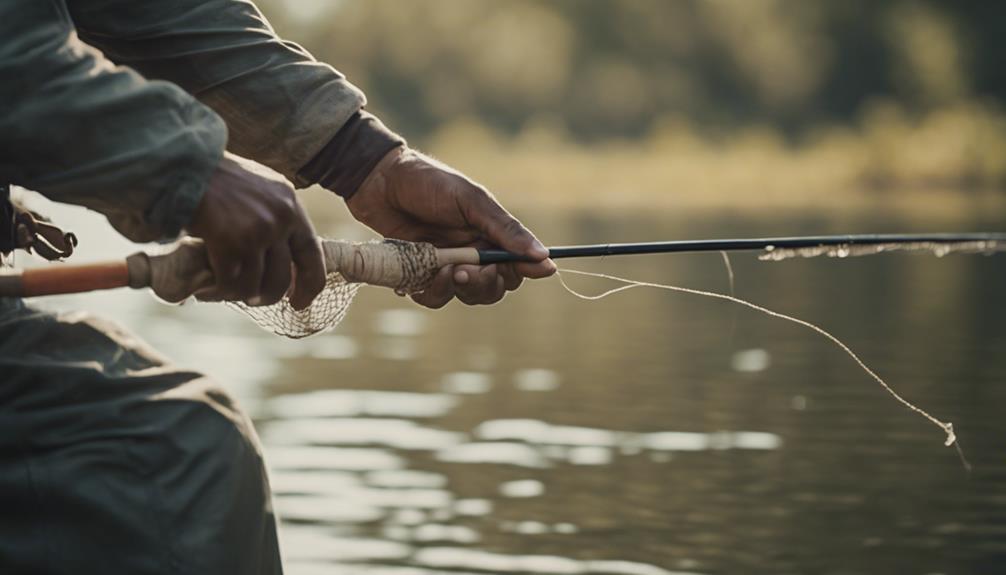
[{"left": 0, "top": 0, "right": 366, "bottom": 242}]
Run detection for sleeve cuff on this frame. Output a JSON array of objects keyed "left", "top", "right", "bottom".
[{"left": 296, "top": 111, "right": 405, "bottom": 200}]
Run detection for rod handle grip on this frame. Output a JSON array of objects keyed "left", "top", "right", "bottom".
[{"left": 475, "top": 249, "right": 534, "bottom": 264}]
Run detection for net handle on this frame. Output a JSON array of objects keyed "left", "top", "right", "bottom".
[
  {"left": 0, "top": 243, "right": 483, "bottom": 299},
  {"left": 0, "top": 261, "right": 130, "bottom": 297}
]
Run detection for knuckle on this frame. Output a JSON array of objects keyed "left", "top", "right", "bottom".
[
  {"left": 264, "top": 187, "right": 296, "bottom": 224},
  {"left": 502, "top": 217, "right": 527, "bottom": 237},
  {"left": 476, "top": 190, "right": 500, "bottom": 213},
  {"left": 469, "top": 183, "right": 490, "bottom": 199},
  {"left": 275, "top": 196, "right": 297, "bottom": 224},
  {"left": 249, "top": 218, "right": 275, "bottom": 239},
  {"left": 467, "top": 181, "right": 492, "bottom": 200}
]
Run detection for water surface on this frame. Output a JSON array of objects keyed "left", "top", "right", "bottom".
[{"left": 29, "top": 202, "right": 1006, "bottom": 574}]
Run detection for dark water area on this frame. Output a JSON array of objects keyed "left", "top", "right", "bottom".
[{"left": 33, "top": 204, "right": 1006, "bottom": 575}]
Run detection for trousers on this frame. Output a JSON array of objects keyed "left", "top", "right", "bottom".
[{"left": 0, "top": 298, "right": 282, "bottom": 574}]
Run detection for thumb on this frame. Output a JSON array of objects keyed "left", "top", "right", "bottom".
[{"left": 464, "top": 189, "right": 548, "bottom": 261}]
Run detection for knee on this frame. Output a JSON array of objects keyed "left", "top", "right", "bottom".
[
  {"left": 141, "top": 379, "right": 263, "bottom": 470},
  {"left": 147, "top": 378, "right": 269, "bottom": 494},
  {"left": 132, "top": 379, "right": 281, "bottom": 572}
]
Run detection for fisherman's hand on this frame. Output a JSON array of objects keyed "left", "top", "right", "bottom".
[
  {"left": 188, "top": 155, "right": 325, "bottom": 309},
  {"left": 347, "top": 147, "right": 556, "bottom": 308}
]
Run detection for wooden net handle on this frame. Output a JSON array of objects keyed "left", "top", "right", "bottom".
[
  {"left": 0, "top": 244, "right": 481, "bottom": 300},
  {"left": 0, "top": 261, "right": 130, "bottom": 298}
]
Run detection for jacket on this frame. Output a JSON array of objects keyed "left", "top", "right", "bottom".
[{"left": 0, "top": 0, "right": 387, "bottom": 243}]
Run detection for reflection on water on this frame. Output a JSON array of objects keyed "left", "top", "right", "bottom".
[
  {"left": 442, "top": 371, "right": 494, "bottom": 394},
  {"left": 262, "top": 417, "right": 465, "bottom": 450},
  {"left": 513, "top": 368, "right": 562, "bottom": 391},
  {"left": 730, "top": 348, "right": 772, "bottom": 373},
  {"left": 25, "top": 201, "right": 1006, "bottom": 574},
  {"left": 267, "top": 390, "right": 458, "bottom": 419}
]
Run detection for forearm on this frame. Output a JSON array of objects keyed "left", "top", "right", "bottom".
[
  {"left": 0, "top": 1, "right": 226, "bottom": 242},
  {"left": 71, "top": 0, "right": 367, "bottom": 183}
]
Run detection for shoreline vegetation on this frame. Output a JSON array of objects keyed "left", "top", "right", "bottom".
[
  {"left": 417, "top": 100, "right": 1006, "bottom": 216},
  {"left": 259, "top": 0, "right": 1006, "bottom": 220}
]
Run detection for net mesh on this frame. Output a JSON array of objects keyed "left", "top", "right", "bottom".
[
  {"left": 230, "top": 272, "right": 362, "bottom": 339},
  {"left": 226, "top": 238, "right": 440, "bottom": 339}
]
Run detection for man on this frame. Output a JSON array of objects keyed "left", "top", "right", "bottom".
[{"left": 0, "top": 1, "right": 555, "bottom": 573}]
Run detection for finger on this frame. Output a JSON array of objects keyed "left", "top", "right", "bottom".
[
  {"left": 288, "top": 229, "right": 326, "bottom": 311},
  {"left": 461, "top": 191, "right": 548, "bottom": 261},
  {"left": 458, "top": 271, "right": 506, "bottom": 306},
  {"left": 493, "top": 274, "right": 506, "bottom": 302},
  {"left": 454, "top": 264, "right": 503, "bottom": 305},
  {"left": 514, "top": 258, "right": 558, "bottom": 279},
  {"left": 236, "top": 252, "right": 265, "bottom": 304},
  {"left": 194, "top": 287, "right": 224, "bottom": 302},
  {"left": 410, "top": 265, "right": 455, "bottom": 309},
  {"left": 498, "top": 263, "right": 524, "bottom": 292},
  {"left": 257, "top": 243, "right": 293, "bottom": 306},
  {"left": 205, "top": 245, "right": 243, "bottom": 299}
]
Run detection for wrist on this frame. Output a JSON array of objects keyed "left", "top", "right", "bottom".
[
  {"left": 296, "top": 111, "right": 405, "bottom": 200},
  {"left": 345, "top": 146, "right": 405, "bottom": 222}
]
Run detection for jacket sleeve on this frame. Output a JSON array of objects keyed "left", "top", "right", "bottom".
[
  {"left": 68, "top": 0, "right": 373, "bottom": 188},
  {"left": 0, "top": 0, "right": 227, "bottom": 242}
]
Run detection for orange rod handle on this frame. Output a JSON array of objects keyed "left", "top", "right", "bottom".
[{"left": 17, "top": 261, "right": 130, "bottom": 297}]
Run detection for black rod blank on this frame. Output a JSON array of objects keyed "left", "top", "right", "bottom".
[{"left": 476, "top": 233, "right": 1006, "bottom": 264}]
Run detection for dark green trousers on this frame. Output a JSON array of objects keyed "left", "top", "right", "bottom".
[{"left": 0, "top": 299, "right": 282, "bottom": 574}]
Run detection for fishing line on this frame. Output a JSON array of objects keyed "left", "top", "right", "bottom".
[
  {"left": 719, "top": 251, "right": 738, "bottom": 349},
  {"left": 719, "top": 251, "right": 735, "bottom": 297},
  {"left": 1, "top": 232, "right": 990, "bottom": 469},
  {"left": 555, "top": 267, "right": 972, "bottom": 471}
]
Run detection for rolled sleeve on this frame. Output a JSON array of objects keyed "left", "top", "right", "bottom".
[{"left": 297, "top": 111, "right": 405, "bottom": 199}]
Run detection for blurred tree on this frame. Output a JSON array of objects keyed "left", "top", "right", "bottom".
[{"left": 255, "top": 0, "right": 1003, "bottom": 144}]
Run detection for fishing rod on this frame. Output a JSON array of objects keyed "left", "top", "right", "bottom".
[
  {"left": 3, "top": 231, "right": 983, "bottom": 454},
  {"left": 477, "top": 232, "right": 1006, "bottom": 263},
  {"left": 1, "top": 233, "right": 1003, "bottom": 300},
  {"left": 0, "top": 231, "right": 1002, "bottom": 341}
]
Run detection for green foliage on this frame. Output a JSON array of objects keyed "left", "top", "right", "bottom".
[{"left": 259, "top": 0, "right": 1006, "bottom": 197}]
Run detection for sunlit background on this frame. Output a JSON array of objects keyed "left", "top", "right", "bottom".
[
  {"left": 17, "top": 1, "right": 1006, "bottom": 574},
  {"left": 262, "top": 0, "right": 1006, "bottom": 213}
]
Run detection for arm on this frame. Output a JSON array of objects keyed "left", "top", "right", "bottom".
[
  {"left": 0, "top": 0, "right": 225, "bottom": 242},
  {"left": 70, "top": 0, "right": 554, "bottom": 305},
  {"left": 1, "top": 1, "right": 324, "bottom": 307},
  {"left": 68, "top": 0, "right": 377, "bottom": 186}
]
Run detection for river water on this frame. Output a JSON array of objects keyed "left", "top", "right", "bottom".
[{"left": 25, "top": 199, "right": 1006, "bottom": 574}]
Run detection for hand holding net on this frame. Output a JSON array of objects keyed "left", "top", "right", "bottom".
[{"left": 127, "top": 237, "right": 448, "bottom": 338}]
